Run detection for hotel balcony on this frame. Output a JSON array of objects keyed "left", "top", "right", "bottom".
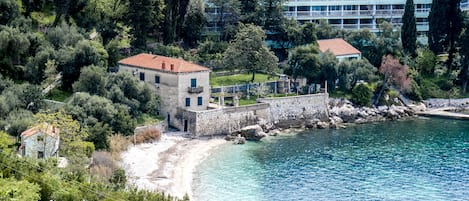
[
  {"left": 285, "top": 9, "right": 405, "bottom": 19},
  {"left": 188, "top": 86, "right": 204, "bottom": 94}
]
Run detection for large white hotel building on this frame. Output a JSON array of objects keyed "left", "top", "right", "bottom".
[
  {"left": 284, "top": 0, "right": 468, "bottom": 33},
  {"left": 206, "top": 0, "right": 469, "bottom": 37}
]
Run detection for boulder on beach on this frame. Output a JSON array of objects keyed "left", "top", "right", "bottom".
[{"left": 236, "top": 125, "right": 267, "bottom": 141}]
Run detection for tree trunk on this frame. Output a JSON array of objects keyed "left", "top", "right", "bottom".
[
  {"left": 251, "top": 71, "right": 255, "bottom": 83},
  {"left": 462, "top": 80, "right": 467, "bottom": 94},
  {"left": 373, "top": 81, "right": 387, "bottom": 106}
]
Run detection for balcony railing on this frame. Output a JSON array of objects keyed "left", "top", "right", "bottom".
[
  {"left": 188, "top": 86, "right": 204, "bottom": 93},
  {"left": 285, "top": 9, "right": 406, "bottom": 18}
]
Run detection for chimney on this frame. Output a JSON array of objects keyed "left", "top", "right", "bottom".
[
  {"left": 170, "top": 64, "right": 174, "bottom": 71},
  {"left": 162, "top": 62, "right": 166, "bottom": 70}
]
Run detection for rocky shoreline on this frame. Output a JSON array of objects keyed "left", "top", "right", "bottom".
[{"left": 225, "top": 98, "right": 434, "bottom": 143}]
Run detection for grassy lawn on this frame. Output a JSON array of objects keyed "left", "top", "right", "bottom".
[
  {"left": 45, "top": 88, "right": 72, "bottom": 102},
  {"left": 210, "top": 73, "right": 276, "bottom": 86},
  {"left": 239, "top": 96, "right": 258, "bottom": 106},
  {"left": 136, "top": 113, "right": 165, "bottom": 126}
]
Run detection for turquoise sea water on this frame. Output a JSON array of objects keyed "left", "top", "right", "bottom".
[{"left": 193, "top": 118, "right": 469, "bottom": 201}]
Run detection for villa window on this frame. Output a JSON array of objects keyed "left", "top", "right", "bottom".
[
  {"left": 198, "top": 97, "right": 203, "bottom": 106},
  {"left": 191, "top": 78, "right": 197, "bottom": 88},
  {"left": 140, "top": 72, "right": 145, "bottom": 81},
  {"left": 155, "top": 75, "right": 160, "bottom": 84},
  {"left": 37, "top": 136, "right": 44, "bottom": 142},
  {"left": 38, "top": 151, "right": 44, "bottom": 159},
  {"left": 186, "top": 98, "right": 191, "bottom": 107}
]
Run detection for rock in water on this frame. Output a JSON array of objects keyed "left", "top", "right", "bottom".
[
  {"left": 233, "top": 136, "right": 246, "bottom": 144},
  {"left": 238, "top": 125, "right": 266, "bottom": 141}
]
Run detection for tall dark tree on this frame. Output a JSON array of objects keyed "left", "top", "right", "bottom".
[
  {"left": 128, "top": 0, "right": 164, "bottom": 49},
  {"left": 53, "top": 0, "right": 87, "bottom": 26},
  {"left": 258, "top": 0, "right": 284, "bottom": 32},
  {"left": 182, "top": 0, "right": 206, "bottom": 47},
  {"left": 401, "top": 0, "right": 417, "bottom": 57},
  {"left": 163, "top": 0, "right": 190, "bottom": 44},
  {"left": 459, "top": 19, "right": 469, "bottom": 93},
  {"left": 0, "top": 0, "right": 19, "bottom": 25},
  {"left": 445, "top": 0, "right": 463, "bottom": 73},
  {"left": 240, "top": 0, "right": 258, "bottom": 24},
  {"left": 209, "top": 0, "right": 241, "bottom": 41},
  {"left": 428, "top": 0, "right": 449, "bottom": 54}
]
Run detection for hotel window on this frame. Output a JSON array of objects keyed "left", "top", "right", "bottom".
[
  {"left": 197, "top": 97, "right": 203, "bottom": 106},
  {"left": 185, "top": 98, "right": 191, "bottom": 107},
  {"left": 155, "top": 75, "right": 160, "bottom": 84},
  {"left": 329, "top": 5, "right": 340, "bottom": 11},
  {"left": 139, "top": 72, "right": 145, "bottom": 81},
  {"left": 191, "top": 78, "right": 197, "bottom": 88},
  {"left": 343, "top": 5, "right": 357, "bottom": 10}
]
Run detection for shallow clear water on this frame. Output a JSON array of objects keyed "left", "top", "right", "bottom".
[{"left": 193, "top": 118, "right": 469, "bottom": 201}]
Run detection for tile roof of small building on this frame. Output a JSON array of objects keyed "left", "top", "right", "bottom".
[
  {"left": 118, "top": 53, "right": 210, "bottom": 73},
  {"left": 317, "top": 38, "right": 361, "bottom": 56},
  {"left": 21, "top": 123, "right": 59, "bottom": 138}
]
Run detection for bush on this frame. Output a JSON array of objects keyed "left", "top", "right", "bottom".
[
  {"left": 351, "top": 84, "right": 372, "bottom": 106},
  {"left": 108, "top": 134, "right": 130, "bottom": 159},
  {"left": 134, "top": 127, "right": 161, "bottom": 144},
  {"left": 110, "top": 168, "right": 126, "bottom": 189},
  {"left": 405, "top": 80, "right": 422, "bottom": 101}
]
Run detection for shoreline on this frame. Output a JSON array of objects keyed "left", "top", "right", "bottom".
[
  {"left": 120, "top": 99, "right": 469, "bottom": 200},
  {"left": 120, "top": 134, "right": 227, "bottom": 199}
]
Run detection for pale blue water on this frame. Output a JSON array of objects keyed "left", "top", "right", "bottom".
[{"left": 193, "top": 118, "right": 469, "bottom": 201}]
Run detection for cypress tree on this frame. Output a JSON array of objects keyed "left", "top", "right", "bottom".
[
  {"left": 428, "top": 0, "right": 449, "bottom": 54},
  {"left": 401, "top": 0, "right": 417, "bottom": 57},
  {"left": 445, "top": 0, "right": 463, "bottom": 73}
]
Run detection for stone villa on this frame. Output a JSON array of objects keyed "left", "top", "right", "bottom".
[
  {"left": 118, "top": 53, "right": 211, "bottom": 131},
  {"left": 19, "top": 123, "right": 60, "bottom": 159},
  {"left": 317, "top": 38, "right": 362, "bottom": 61}
]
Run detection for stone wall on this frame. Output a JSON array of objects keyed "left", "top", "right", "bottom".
[
  {"left": 258, "top": 93, "right": 329, "bottom": 124},
  {"left": 134, "top": 121, "right": 167, "bottom": 134},
  {"left": 182, "top": 103, "right": 270, "bottom": 136},
  {"left": 182, "top": 93, "right": 329, "bottom": 136}
]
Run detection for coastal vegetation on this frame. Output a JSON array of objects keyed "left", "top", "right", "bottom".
[{"left": 0, "top": 0, "right": 469, "bottom": 200}]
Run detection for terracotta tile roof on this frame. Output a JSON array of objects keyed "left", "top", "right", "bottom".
[
  {"left": 118, "top": 53, "right": 210, "bottom": 73},
  {"left": 317, "top": 38, "right": 361, "bottom": 56},
  {"left": 21, "top": 123, "right": 59, "bottom": 138}
]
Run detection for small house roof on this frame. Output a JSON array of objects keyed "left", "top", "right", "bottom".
[
  {"left": 317, "top": 38, "right": 361, "bottom": 56},
  {"left": 21, "top": 123, "right": 59, "bottom": 138},
  {"left": 118, "top": 53, "right": 210, "bottom": 73}
]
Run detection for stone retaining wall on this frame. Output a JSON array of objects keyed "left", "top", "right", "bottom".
[
  {"left": 134, "top": 120, "right": 167, "bottom": 134},
  {"left": 182, "top": 103, "right": 270, "bottom": 136},
  {"left": 259, "top": 94, "right": 329, "bottom": 123},
  {"left": 182, "top": 93, "right": 329, "bottom": 136}
]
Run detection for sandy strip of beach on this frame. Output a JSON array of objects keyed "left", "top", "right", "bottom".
[{"left": 121, "top": 134, "right": 227, "bottom": 199}]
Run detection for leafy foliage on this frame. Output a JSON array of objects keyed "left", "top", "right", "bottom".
[
  {"left": 287, "top": 44, "right": 321, "bottom": 82},
  {"left": 351, "top": 84, "right": 372, "bottom": 106},
  {"left": 224, "top": 24, "right": 278, "bottom": 82}
]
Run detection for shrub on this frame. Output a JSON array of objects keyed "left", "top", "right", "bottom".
[
  {"left": 108, "top": 135, "right": 130, "bottom": 154},
  {"left": 110, "top": 168, "right": 126, "bottom": 189},
  {"left": 351, "top": 84, "right": 372, "bottom": 106},
  {"left": 405, "top": 80, "right": 422, "bottom": 101},
  {"left": 134, "top": 127, "right": 161, "bottom": 144}
]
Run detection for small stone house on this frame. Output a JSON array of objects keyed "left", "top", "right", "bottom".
[
  {"left": 118, "top": 53, "right": 211, "bottom": 131},
  {"left": 19, "top": 123, "right": 60, "bottom": 159},
  {"left": 317, "top": 38, "right": 362, "bottom": 61}
]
